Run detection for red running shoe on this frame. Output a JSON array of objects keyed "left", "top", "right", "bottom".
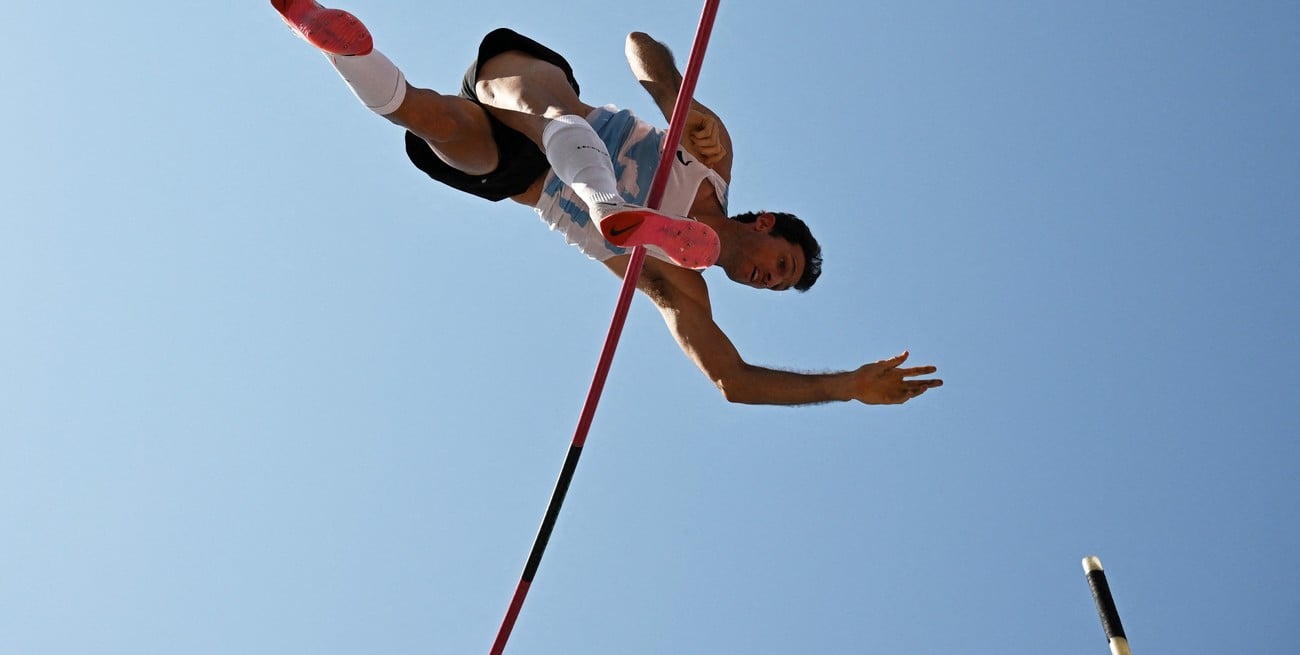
[
  {"left": 271, "top": 0, "right": 373, "bottom": 56},
  {"left": 599, "top": 206, "right": 720, "bottom": 270}
]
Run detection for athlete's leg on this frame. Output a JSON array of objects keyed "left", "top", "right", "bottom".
[
  {"left": 476, "top": 52, "right": 621, "bottom": 213},
  {"left": 272, "top": 0, "right": 497, "bottom": 175},
  {"left": 473, "top": 52, "right": 596, "bottom": 141},
  {"left": 476, "top": 52, "right": 719, "bottom": 269},
  {"left": 387, "top": 87, "right": 498, "bottom": 176}
]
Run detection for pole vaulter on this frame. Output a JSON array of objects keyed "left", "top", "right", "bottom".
[
  {"left": 269, "top": 1, "right": 941, "bottom": 651},
  {"left": 489, "top": 1, "right": 722, "bottom": 652}
]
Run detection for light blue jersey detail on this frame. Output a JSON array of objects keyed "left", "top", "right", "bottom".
[
  {"left": 535, "top": 106, "right": 729, "bottom": 262},
  {"left": 620, "top": 130, "right": 666, "bottom": 205}
]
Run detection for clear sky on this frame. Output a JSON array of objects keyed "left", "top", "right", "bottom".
[{"left": 3, "top": 1, "right": 1297, "bottom": 653}]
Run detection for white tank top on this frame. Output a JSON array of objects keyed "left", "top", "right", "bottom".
[{"left": 533, "top": 106, "right": 729, "bottom": 262}]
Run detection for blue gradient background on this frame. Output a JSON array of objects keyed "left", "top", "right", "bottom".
[{"left": 3, "top": 2, "right": 1296, "bottom": 653}]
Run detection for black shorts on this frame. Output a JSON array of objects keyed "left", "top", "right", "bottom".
[{"left": 403, "top": 28, "right": 581, "bottom": 202}]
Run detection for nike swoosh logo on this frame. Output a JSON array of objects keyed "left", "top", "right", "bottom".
[
  {"left": 676, "top": 150, "right": 692, "bottom": 166},
  {"left": 607, "top": 223, "right": 640, "bottom": 237}
]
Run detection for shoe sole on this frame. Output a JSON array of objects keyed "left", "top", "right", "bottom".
[
  {"left": 601, "top": 209, "right": 720, "bottom": 270},
  {"left": 272, "top": 0, "right": 373, "bottom": 56}
]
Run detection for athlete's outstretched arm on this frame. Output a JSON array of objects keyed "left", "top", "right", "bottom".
[
  {"left": 624, "top": 32, "right": 733, "bottom": 179},
  {"left": 605, "top": 258, "right": 943, "bottom": 406}
]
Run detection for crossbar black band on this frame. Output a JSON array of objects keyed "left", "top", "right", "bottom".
[{"left": 1086, "top": 569, "right": 1127, "bottom": 639}]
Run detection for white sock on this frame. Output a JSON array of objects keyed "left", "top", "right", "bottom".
[
  {"left": 541, "top": 115, "right": 624, "bottom": 219},
  {"left": 327, "top": 48, "right": 407, "bottom": 115}
]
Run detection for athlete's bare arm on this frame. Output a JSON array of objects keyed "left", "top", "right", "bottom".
[
  {"left": 619, "top": 32, "right": 940, "bottom": 405},
  {"left": 625, "top": 32, "right": 733, "bottom": 179},
  {"left": 603, "top": 258, "right": 942, "bottom": 406}
]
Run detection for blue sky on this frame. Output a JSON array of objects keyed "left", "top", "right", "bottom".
[{"left": 3, "top": 1, "right": 1297, "bottom": 653}]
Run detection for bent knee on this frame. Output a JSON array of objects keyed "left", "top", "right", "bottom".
[
  {"left": 475, "top": 51, "right": 591, "bottom": 118},
  {"left": 386, "top": 88, "right": 485, "bottom": 144},
  {"left": 390, "top": 88, "right": 498, "bottom": 175}
]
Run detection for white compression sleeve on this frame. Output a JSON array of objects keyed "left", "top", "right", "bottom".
[
  {"left": 541, "top": 115, "right": 623, "bottom": 215},
  {"left": 327, "top": 49, "right": 407, "bottom": 115}
]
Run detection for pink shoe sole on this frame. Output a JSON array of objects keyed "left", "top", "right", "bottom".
[
  {"left": 601, "top": 209, "right": 720, "bottom": 270},
  {"left": 272, "top": 0, "right": 373, "bottom": 56}
]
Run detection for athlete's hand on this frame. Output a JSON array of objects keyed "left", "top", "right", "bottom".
[
  {"left": 684, "top": 109, "right": 727, "bottom": 166},
  {"left": 851, "top": 351, "right": 943, "bottom": 405}
]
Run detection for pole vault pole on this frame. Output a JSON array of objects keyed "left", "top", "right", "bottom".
[
  {"left": 488, "top": 2, "right": 721, "bottom": 653},
  {"left": 1082, "top": 556, "right": 1133, "bottom": 655}
]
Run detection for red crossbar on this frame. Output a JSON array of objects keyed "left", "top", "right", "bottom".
[{"left": 488, "top": 2, "right": 722, "bottom": 653}]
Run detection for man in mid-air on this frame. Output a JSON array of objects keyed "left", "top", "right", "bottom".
[{"left": 270, "top": 0, "right": 943, "bottom": 406}]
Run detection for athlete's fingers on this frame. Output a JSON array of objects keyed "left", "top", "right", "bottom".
[
  {"left": 691, "top": 127, "right": 720, "bottom": 146},
  {"left": 902, "top": 381, "right": 941, "bottom": 400},
  {"left": 696, "top": 143, "right": 724, "bottom": 159},
  {"left": 897, "top": 365, "right": 938, "bottom": 378},
  {"left": 691, "top": 142, "right": 725, "bottom": 166},
  {"left": 693, "top": 134, "right": 720, "bottom": 148},
  {"left": 882, "top": 351, "right": 909, "bottom": 367}
]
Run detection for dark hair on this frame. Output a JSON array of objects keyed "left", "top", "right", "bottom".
[{"left": 730, "top": 211, "right": 823, "bottom": 291}]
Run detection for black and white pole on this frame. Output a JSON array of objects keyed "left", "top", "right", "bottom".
[{"left": 1082, "top": 556, "right": 1132, "bottom": 655}]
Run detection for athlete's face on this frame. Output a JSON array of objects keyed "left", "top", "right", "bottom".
[{"left": 721, "top": 216, "right": 805, "bottom": 291}]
